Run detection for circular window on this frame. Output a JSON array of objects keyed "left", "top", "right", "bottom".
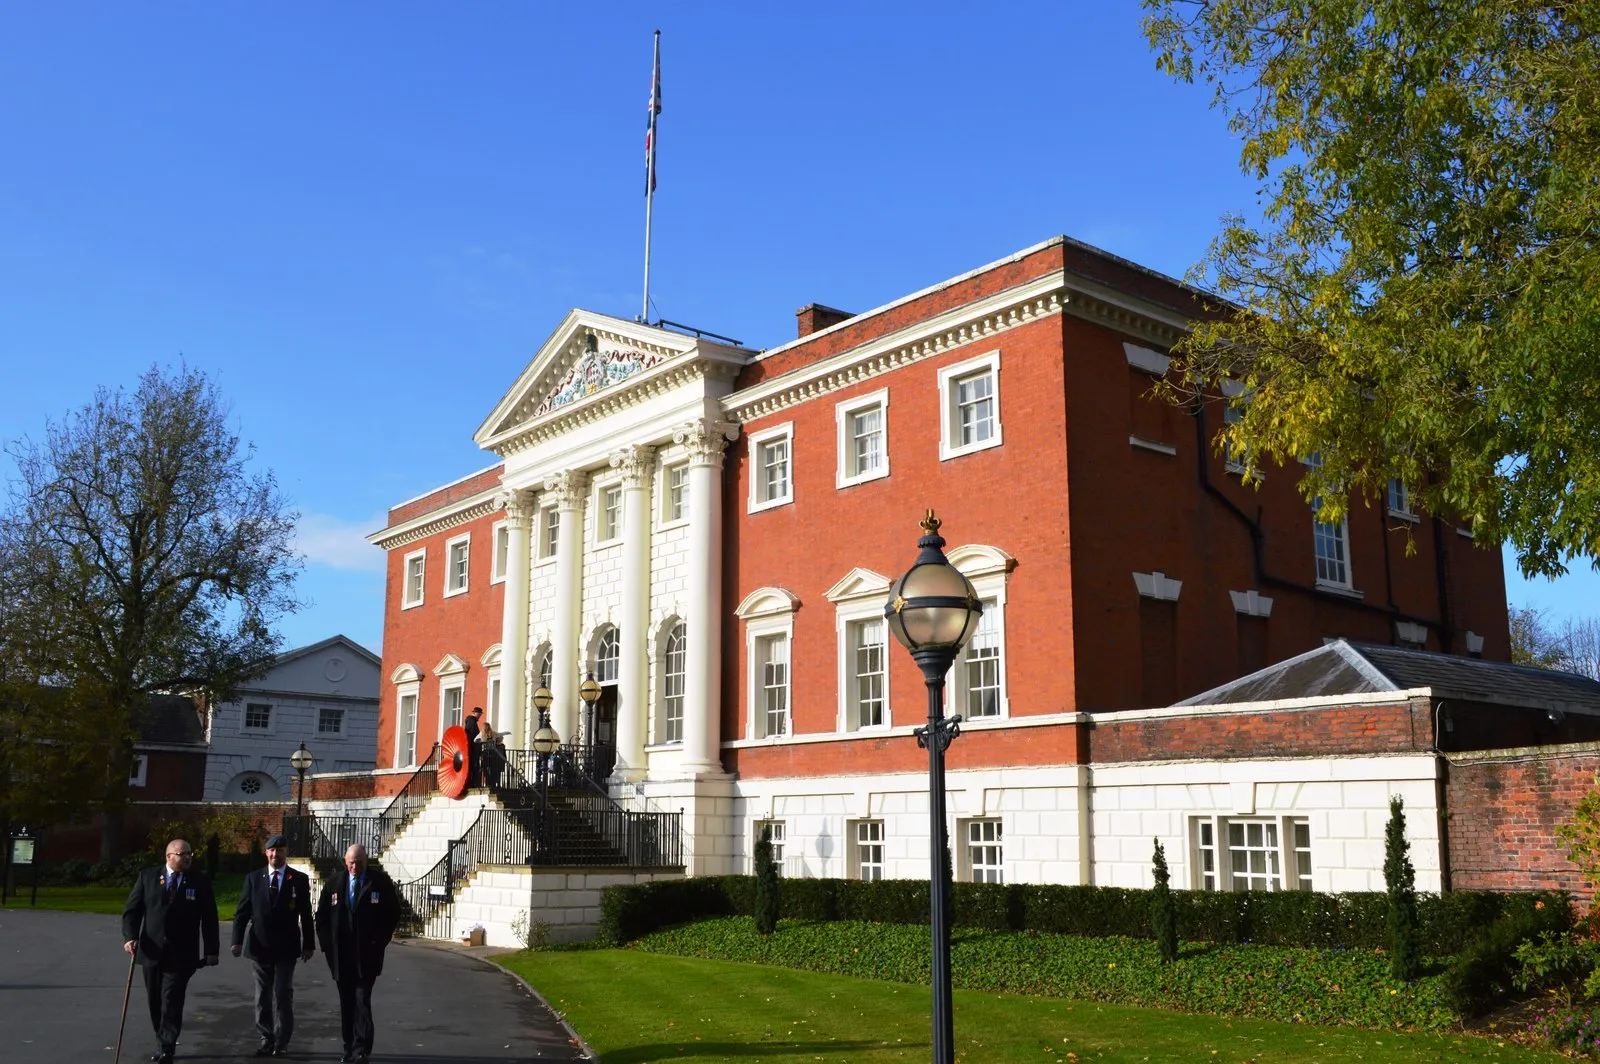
[{"left": 240, "top": 777, "right": 262, "bottom": 795}]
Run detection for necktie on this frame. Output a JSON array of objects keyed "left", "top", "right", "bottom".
[
  {"left": 349, "top": 876, "right": 358, "bottom": 907},
  {"left": 270, "top": 871, "right": 280, "bottom": 903},
  {"left": 167, "top": 873, "right": 179, "bottom": 901}
]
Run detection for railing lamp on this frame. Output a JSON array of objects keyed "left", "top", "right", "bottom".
[
  {"left": 289, "top": 741, "right": 314, "bottom": 821},
  {"left": 578, "top": 674, "right": 602, "bottom": 705},
  {"left": 884, "top": 509, "right": 982, "bottom": 1064}
]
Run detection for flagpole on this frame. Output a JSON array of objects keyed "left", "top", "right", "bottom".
[{"left": 642, "top": 29, "right": 660, "bottom": 324}]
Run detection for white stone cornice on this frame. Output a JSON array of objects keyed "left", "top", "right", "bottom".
[
  {"left": 542, "top": 470, "right": 589, "bottom": 508},
  {"left": 367, "top": 492, "right": 499, "bottom": 550},
  {"left": 723, "top": 272, "right": 1067, "bottom": 425},
  {"left": 1066, "top": 276, "right": 1190, "bottom": 348},
  {"left": 609, "top": 444, "right": 656, "bottom": 487},
  {"left": 674, "top": 418, "right": 740, "bottom": 467}
]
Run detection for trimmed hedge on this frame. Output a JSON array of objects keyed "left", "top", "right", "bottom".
[{"left": 598, "top": 874, "right": 1570, "bottom": 955}]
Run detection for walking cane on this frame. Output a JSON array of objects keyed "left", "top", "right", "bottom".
[{"left": 114, "top": 917, "right": 143, "bottom": 1064}]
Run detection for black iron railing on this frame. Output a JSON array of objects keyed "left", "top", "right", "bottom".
[{"left": 372, "top": 743, "right": 441, "bottom": 853}]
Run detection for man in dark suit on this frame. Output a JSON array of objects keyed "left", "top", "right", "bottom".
[
  {"left": 231, "top": 833, "right": 315, "bottom": 1057},
  {"left": 315, "top": 844, "right": 401, "bottom": 1064},
  {"left": 464, "top": 705, "right": 484, "bottom": 785},
  {"left": 121, "top": 838, "right": 220, "bottom": 1064}
]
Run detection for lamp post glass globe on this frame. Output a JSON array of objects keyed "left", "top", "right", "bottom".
[
  {"left": 532, "top": 724, "right": 560, "bottom": 756},
  {"left": 532, "top": 686, "right": 553, "bottom": 713},
  {"left": 884, "top": 510, "right": 982, "bottom": 657},
  {"left": 290, "top": 743, "right": 314, "bottom": 773},
  {"left": 578, "top": 675, "right": 602, "bottom": 704}
]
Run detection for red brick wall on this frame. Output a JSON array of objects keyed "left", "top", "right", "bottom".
[
  {"left": 376, "top": 506, "right": 506, "bottom": 769},
  {"left": 722, "top": 313, "right": 1076, "bottom": 757},
  {"left": 387, "top": 465, "right": 504, "bottom": 526},
  {"left": 1090, "top": 699, "right": 1431, "bottom": 763},
  {"left": 134, "top": 749, "right": 208, "bottom": 801},
  {"left": 1062, "top": 314, "right": 1509, "bottom": 711},
  {"left": 728, "top": 721, "right": 1085, "bottom": 779},
  {"left": 1446, "top": 745, "right": 1599, "bottom": 899}
]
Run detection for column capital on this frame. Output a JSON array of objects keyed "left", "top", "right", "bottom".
[
  {"left": 496, "top": 488, "right": 536, "bottom": 527},
  {"left": 674, "top": 419, "right": 740, "bottom": 467},
  {"left": 609, "top": 445, "right": 656, "bottom": 488},
  {"left": 542, "top": 470, "right": 589, "bottom": 509}
]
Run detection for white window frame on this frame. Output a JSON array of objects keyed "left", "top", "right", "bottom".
[
  {"left": 242, "top": 702, "right": 274, "bottom": 733},
  {"left": 594, "top": 480, "right": 624, "bottom": 546},
  {"left": 1387, "top": 479, "right": 1418, "bottom": 523},
  {"left": 435, "top": 655, "right": 468, "bottom": 741},
  {"left": 737, "top": 588, "right": 800, "bottom": 741},
  {"left": 1189, "top": 815, "right": 1312, "bottom": 892},
  {"left": 938, "top": 350, "right": 1003, "bottom": 461},
  {"left": 851, "top": 819, "right": 885, "bottom": 881},
  {"left": 533, "top": 645, "right": 553, "bottom": 695},
  {"left": 658, "top": 620, "right": 687, "bottom": 744},
  {"left": 659, "top": 461, "right": 689, "bottom": 527},
  {"left": 443, "top": 532, "right": 471, "bottom": 598},
  {"left": 486, "top": 672, "right": 502, "bottom": 726},
  {"left": 835, "top": 388, "right": 890, "bottom": 489},
  {"left": 317, "top": 706, "right": 346, "bottom": 735},
  {"left": 129, "top": 754, "right": 148, "bottom": 788},
  {"left": 395, "top": 681, "right": 420, "bottom": 769},
  {"left": 747, "top": 422, "right": 795, "bottom": 512},
  {"left": 943, "top": 546, "right": 1013, "bottom": 721},
  {"left": 754, "top": 819, "right": 786, "bottom": 873},
  {"left": 753, "top": 632, "right": 790, "bottom": 739},
  {"left": 960, "top": 818, "right": 1004, "bottom": 884},
  {"left": 402, "top": 548, "right": 426, "bottom": 609},
  {"left": 490, "top": 520, "right": 509, "bottom": 584},
  {"left": 537, "top": 504, "right": 560, "bottom": 564},
  {"left": 593, "top": 625, "right": 621, "bottom": 684},
  {"left": 1312, "top": 500, "right": 1352, "bottom": 590}
]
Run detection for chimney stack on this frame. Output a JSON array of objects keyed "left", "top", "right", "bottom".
[{"left": 795, "top": 303, "right": 854, "bottom": 338}]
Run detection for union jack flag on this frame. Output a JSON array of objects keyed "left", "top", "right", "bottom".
[{"left": 645, "top": 35, "right": 661, "bottom": 195}]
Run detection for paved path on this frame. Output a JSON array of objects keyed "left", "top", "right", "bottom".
[{"left": 0, "top": 907, "right": 587, "bottom": 1064}]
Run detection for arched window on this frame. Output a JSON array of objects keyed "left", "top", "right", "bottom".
[
  {"left": 595, "top": 626, "right": 620, "bottom": 683},
  {"left": 536, "top": 647, "right": 553, "bottom": 693},
  {"left": 661, "top": 622, "right": 686, "bottom": 743}
]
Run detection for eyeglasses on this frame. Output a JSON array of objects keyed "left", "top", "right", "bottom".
[{"left": 166, "top": 851, "right": 193, "bottom": 858}]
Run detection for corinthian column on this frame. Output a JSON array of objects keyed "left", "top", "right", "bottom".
[
  {"left": 609, "top": 445, "right": 654, "bottom": 781},
  {"left": 544, "top": 470, "right": 588, "bottom": 742},
  {"left": 673, "top": 418, "right": 739, "bottom": 776},
  {"left": 496, "top": 489, "right": 535, "bottom": 746}
]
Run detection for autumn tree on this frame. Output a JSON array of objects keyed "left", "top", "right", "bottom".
[
  {"left": 0, "top": 365, "right": 300, "bottom": 859},
  {"left": 1143, "top": 1, "right": 1600, "bottom": 577}
]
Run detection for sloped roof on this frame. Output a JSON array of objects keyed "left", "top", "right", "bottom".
[
  {"left": 1176, "top": 639, "right": 1600, "bottom": 716},
  {"left": 142, "top": 694, "right": 206, "bottom": 746},
  {"left": 273, "top": 634, "right": 380, "bottom": 669}
]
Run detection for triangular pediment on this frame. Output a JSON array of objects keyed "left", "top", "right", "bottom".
[
  {"left": 474, "top": 310, "right": 706, "bottom": 450},
  {"left": 824, "top": 567, "right": 891, "bottom": 603}
]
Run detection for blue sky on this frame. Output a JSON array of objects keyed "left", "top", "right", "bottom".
[{"left": 1, "top": 3, "right": 1592, "bottom": 655}]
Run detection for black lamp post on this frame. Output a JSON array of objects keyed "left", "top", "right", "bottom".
[
  {"left": 530, "top": 686, "right": 560, "bottom": 861},
  {"left": 578, "top": 672, "right": 602, "bottom": 780},
  {"left": 290, "top": 742, "right": 315, "bottom": 821},
  {"left": 884, "top": 509, "right": 983, "bottom": 1064}
]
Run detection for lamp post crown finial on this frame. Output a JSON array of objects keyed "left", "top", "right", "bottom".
[{"left": 921, "top": 509, "right": 941, "bottom": 535}]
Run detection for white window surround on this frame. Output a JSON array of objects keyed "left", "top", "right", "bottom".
[
  {"left": 593, "top": 479, "right": 624, "bottom": 546},
  {"left": 944, "top": 544, "right": 1014, "bottom": 721},
  {"left": 736, "top": 587, "right": 800, "bottom": 739},
  {"left": 1133, "top": 571, "right": 1183, "bottom": 602},
  {"left": 1465, "top": 631, "right": 1486, "bottom": 655},
  {"left": 1228, "top": 590, "right": 1274, "bottom": 618},
  {"left": 835, "top": 388, "right": 890, "bottom": 489},
  {"left": 961, "top": 818, "right": 1004, "bottom": 884},
  {"left": 938, "top": 350, "right": 1003, "bottom": 462},
  {"left": 659, "top": 460, "right": 690, "bottom": 528},
  {"left": 490, "top": 520, "right": 509, "bottom": 584},
  {"left": 443, "top": 532, "right": 471, "bottom": 598},
  {"left": 241, "top": 702, "right": 274, "bottom": 735},
  {"left": 852, "top": 819, "right": 886, "bottom": 881},
  {"left": 481, "top": 644, "right": 503, "bottom": 732},
  {"left": 827, "top": 568, "right": 894, "bottom": 732},
  {"left": 536, "top": 504, "right": 559, "bottom": 564},
  {"left": 129, "top": 754, "right": 148, "bottom": 788},
  {"left": 1130, "top": 436, "right": 1178, "bottom": 456},
  {"left": 434, "top": 653, "right": 468, "bottom": 740},
  {"left": 657, "top": 619, "right": 687, "bottom": 744},
  {"left": 1124, "top": 341, "right": 1172, "bottom": 375},
  {"left": 1189, "top": 814, "right": 1312, "bottom": 892},
  {"left": 753, "top": 819, "right": 786, "bottom": 873},
  {"left": 402, "top": 548, "right": 426, "bottom": 609},
  {"left": 391, "top": 663, "right": 423, "bottom": 769},
  {"left": 747, "top": 422, "right": 795, "bottom": 513},
  {"left": 1387, "top": 479, "right": 1418, "bottom": 523}
]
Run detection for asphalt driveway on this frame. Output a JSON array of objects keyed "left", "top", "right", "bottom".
[{"left": 0, "top": 907, "right": 586, "bottom": 1063}]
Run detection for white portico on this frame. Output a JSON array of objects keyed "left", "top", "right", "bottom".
[{"left": 474, "top": 311, "right": 749, "bottom": 791}]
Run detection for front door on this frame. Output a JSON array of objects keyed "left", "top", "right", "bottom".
[{"left": 591, "top": 685, "right": 618, "bottom": 779}]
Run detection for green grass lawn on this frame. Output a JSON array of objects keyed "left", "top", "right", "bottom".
[
  {"left": 1, "top": 874, "right": 246, "bottom": 921},
  {"left": 495, "top": 949, "right": 1566, "bottom": 1064}
]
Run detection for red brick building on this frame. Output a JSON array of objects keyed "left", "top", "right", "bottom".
[{"left": 360, "top": 236, "right": 1541, "bottom": 895}]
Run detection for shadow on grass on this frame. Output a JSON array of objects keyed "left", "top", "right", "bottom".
[{"left": 601, "top": 1040, "right": 912, "bottom": 1062}]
